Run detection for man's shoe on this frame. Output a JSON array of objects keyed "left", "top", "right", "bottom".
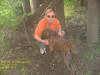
[{"left": 40, "top": 48, "right": 46, "bottom": 54}]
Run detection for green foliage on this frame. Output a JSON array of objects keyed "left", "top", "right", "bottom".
[
  {"left": 86, "top": 53, "right": 94, "bottom": 61},
  {"left": 0, "top": 0, "right": 24, "bottom": 51},
  {"left": 0, "top": 0, "right": 22, "bottom": 29},
  {"left": 98, "top": 72, "right": 100, "bottom": 75},
  {"left": 85, "top": 71, "right": 92, "bottom": 75},
  {"left": 67, "top": 7, "right": 87, "bottom": 25},
  {"left": 64, "top": 0, "right": 77, "bottom": 17},
  {"left": 85, "top": 42, "right": 100, "bottom": 61},
  {"left": 64, "top": 0, "right": 87, "bottom": 41},
  {"left": 65, "top": 7, "right": 87, "bottom": 41}
]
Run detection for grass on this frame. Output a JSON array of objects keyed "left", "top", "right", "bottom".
[
  {"left": 84, "top": 42, "right": 100, "bottom": 61},
  {"left": 85, "top": 71, "right": 92, "bottom": 75},
  {"left": 98, "top": 72, "right": 100, "bottom": 75}
]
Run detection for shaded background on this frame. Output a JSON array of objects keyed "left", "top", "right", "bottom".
[{"left": 0, "top": 0, "right": 100, "bottom": 75}]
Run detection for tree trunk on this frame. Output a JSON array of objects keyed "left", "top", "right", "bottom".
[
  {"left": 22, "top": 0, "right": 31, "bottom": 13},
  {"left": 54, "top": 0, "right": 65, "bottom": 28},
  {"left": 98, "top": 0, "right": 100, "bottom": 41},
  {"left": 87, "top": 0, "right": 99, "bottom": 42},
  {"left": 77, "top": 0, "right": 88, "bottom": 7},
  {"left": 31, "top": 0, "right": 43, "bottom": 14}
]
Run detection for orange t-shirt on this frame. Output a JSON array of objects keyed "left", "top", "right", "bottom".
[{"left": 34, "top": 18, "right": 61, "bottom": 36}]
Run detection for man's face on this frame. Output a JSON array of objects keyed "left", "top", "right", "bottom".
[{"left": 45, "top": 11, "right": 55, "bottom": 24}]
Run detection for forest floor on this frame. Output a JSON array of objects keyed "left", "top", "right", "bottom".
[
  {"left": 0, "top": 13, "right": 100, "bottom": 75},
  {"left": 0, "top": 27, "right": 100, "bottom": 75}
]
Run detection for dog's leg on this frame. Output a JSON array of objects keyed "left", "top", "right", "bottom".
[
  {"left": 49, "top": 45, "right": 54, "bottom": 57},
  {"left": 70, "top": 46, "right": 77, "bottom": 74},
  {"left": 63, "top": 50, "right": 75, "bottom": 75},
  {"left": 49, "top": 46, "right": 57, "bottom": 70}
]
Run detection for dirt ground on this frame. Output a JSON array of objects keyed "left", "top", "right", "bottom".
[{"left": 0, "top": 37, "right": 100, "bottom": 75}]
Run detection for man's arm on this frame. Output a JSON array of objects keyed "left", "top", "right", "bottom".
[
  {"left": 56, "top": 19, "right": 62, "bottom": 36},
  {"left": 34, "top": 35, "right": 49, "bottom": 45}
]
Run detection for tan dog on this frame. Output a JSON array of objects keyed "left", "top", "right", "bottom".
[{"left": 42, "top": 28, "right": 77, "bottom": 75}]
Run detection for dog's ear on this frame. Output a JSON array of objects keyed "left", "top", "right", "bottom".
[{"left": 41, "top": 28, "right": 50, "bottom": 39}]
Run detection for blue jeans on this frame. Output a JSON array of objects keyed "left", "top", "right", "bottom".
[{"left": 39, "top": 42, "right": 46, "bottom": 49}]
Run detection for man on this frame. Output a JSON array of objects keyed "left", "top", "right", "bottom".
[{"left": 34, "top": 9, "right": 62, "bottom": 54}]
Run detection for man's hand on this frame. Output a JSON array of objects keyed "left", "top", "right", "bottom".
[{"left": 58, "top": 31, "right": 62, "bottom": 36}]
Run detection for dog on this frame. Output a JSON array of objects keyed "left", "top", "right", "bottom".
[{"left": 42, "top": 28, "right": 77, "bottom": 75}]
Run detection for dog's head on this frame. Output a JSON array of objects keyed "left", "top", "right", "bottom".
[{"left": 42, "top": 28, "right": 58, "bottom": 39}]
